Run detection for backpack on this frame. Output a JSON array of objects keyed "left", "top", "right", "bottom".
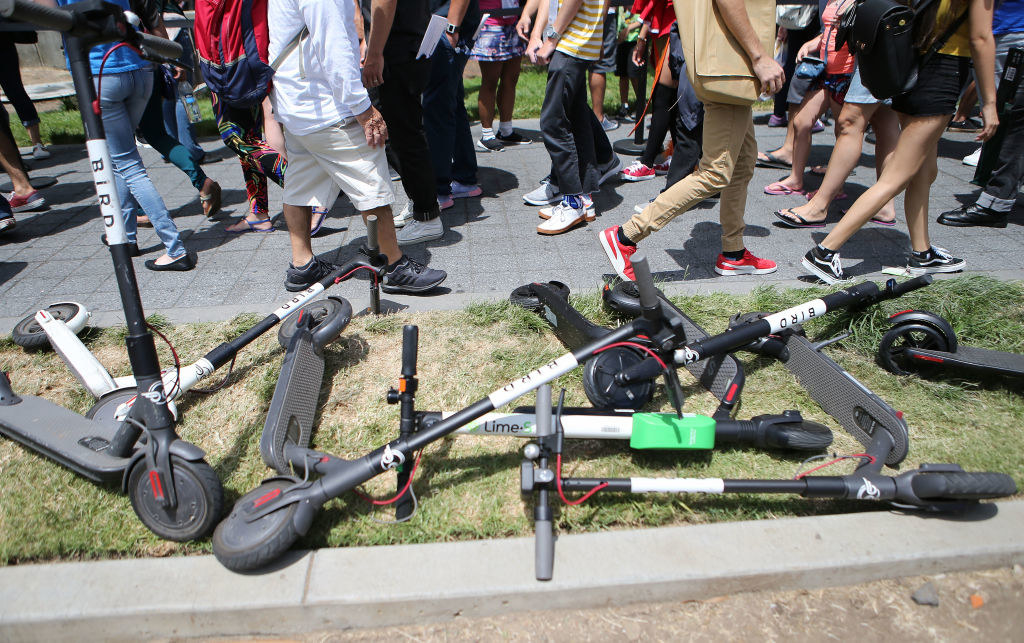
[
  {"left": 194, "top": 0, "right": 274, "bottom": 107},
  {"left": 836, "top": 0, "right": 968, "bottom": 100}
]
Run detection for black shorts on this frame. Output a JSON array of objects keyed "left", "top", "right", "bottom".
[
  {"left": 891, "top": 53, "right": 972, "bottom": 117},
  {"left": 615, "top": 41, "right": 644, "bottom": 78}
]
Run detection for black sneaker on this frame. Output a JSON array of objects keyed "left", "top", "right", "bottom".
[
  {"left": 906, "top": 246, "right": 965, "bottom": 275},
  {"left": 496, "top": 131, "right": 531, "bottom": 146},
  {"left": 382, "top": 256, "right": 447, "bottom": 294},
  {"left": 801, "top": 245, "right": 848, "bottom": 284},
  {"left": 284, "top": 256, "right": 338, "bottom": 292},
  {"left": 937, "top": 203, "right": 1008, "bottom": 228},
  {"left": 477, "top": 137, "right": 504, "bottom": 152}
]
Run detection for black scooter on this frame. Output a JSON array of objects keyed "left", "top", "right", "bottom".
[{"left": 877, "top": 310, "right": 1024, "bottom": 382}]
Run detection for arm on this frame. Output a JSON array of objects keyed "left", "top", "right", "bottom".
[
  {"left": 517, "top": 0, "right": 540, "bottom": 41},
  {"left": 353, "top": 0, "right": 367, "bottom": 62},
  {"left": 536, "top": 0, "right": 584, "bottom": 63},
  {"left": 445, "top": 0, "right": 471, "bottom": 47},
  {"left": 713, "top": 0, "right": 785, "bottom": 95},
  {"left": 362, "top": 0, "right": 396, "bottom": 88},
  {"left": 795, "top": 33, "right": 822, "bottom": 62},
  {"left": 631, "top": 21, "right": 649, "bottom": 65},
  {"left": 967, "top": 0, "right": 998, "bottom": 141},
  {"left": 528, "top": 0, "right": 550, "bottom": 62}
]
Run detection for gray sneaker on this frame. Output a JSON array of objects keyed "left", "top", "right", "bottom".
[
  {"left": 523, "top": 180, "right": 561, "bottom": 206},
  {"left": 382, "top": 256, "right": 447, "bottom": 294},
  {"left": 598, "top": 155, "right": 623, "bottom": 185},
  {"left": 396, "top": 217, "right": 443, "bottom": 245}
]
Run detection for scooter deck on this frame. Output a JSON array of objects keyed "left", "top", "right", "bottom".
[
  {"left": 259, "top": 330, "right": 325, "bottom": 474},
  {"left": 906, "top": 345, "right": 1024, "bottom": 378},
  {"left": 0, "top": 395, "right": 131, "bottom": 483},
  {"left": 781, "top": 333, "right": 909, "bottom": 466}
]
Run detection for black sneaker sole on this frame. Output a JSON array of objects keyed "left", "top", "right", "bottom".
[{"left": 381, "top": 274, "right": 447, "bottom": 294}]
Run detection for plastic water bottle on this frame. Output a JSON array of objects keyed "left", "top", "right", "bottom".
[{"left": 178, "top": 80, "right": 202, "bottom": 124}]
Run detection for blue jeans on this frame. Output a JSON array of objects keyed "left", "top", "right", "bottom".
[
  {"left": 97, "top": 68, "right": 185, "bottom": 258},
  {"left": 423, "top": 37, "right": 477, "bottom": 197}
]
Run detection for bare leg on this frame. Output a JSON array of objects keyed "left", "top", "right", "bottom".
[
  {"left": 820, "top": 114, "right": 949, "bottom": 251},
  {"left": 951, "top": 81, "right": 977, "bottom": 124},
  {"left": 0, "top": 130, "right": 32, "bottom": 195},
  {"left": 590, "top": 71, "right": 607, "bottom": 122},
  {"left": 477, "top": 61, "right": 502, "bottom": 130},
  {"left": 867, "top": 106, "right": 900, "bottom": 222},
  {"left": 283, "top": 203, "right": 314, "bottom": 266},
  {"left": 772, "top": 88, "right": 827, "bottom": 192},
  {"left": 496, "top": 57, "right": 522, "bottom": 124},
  {"left": 27, "top": 123, "right": 44, "bottom": 148},
  {"left": 759, "top": 103, "right": 800, "bottom": 164}
]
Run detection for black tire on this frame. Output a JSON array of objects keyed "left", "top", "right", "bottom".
[
  {"left": 509, "top": 281, "right": 570, "bottom": 312},
  {"left": 212, "top": 479, "right": 304, "bottom": 571},
  {"left": 877, "top": 323, "right": 951, "bottom": 375},
  {"left": 11, "top": 302, "right": 85, "bottom": 349},
  {"left": 583, "top": 346, "right": 654, "bottom": 410},
  {"left": 128, "top": 455, "right": 224, "bottom": 541},
  {"left": 85, "top": 388, "right": 137, "bottom": 423},
  {"left": 602, "top": 280, "right": 643, "bottom": 317},
  {"left": 911, "top": 471, "right": 1017, "bottom": 501},
  {"left": 277, "top": 297, "right": 350, "bottom": 348}
]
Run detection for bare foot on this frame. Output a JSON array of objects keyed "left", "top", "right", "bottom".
[
  {"left": 225, "top": 216, "right": 274, "bottom": 233},
  {"left": 784, "top": 202, "right": 827, "bottom": 225},
  {"left": 200, "top": 179, "right": 222, "bottom": 218}
]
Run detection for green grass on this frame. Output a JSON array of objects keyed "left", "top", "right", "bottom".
[
  {"left": 11, "top": 68, "right": 774, "bottom": 147},
  {"left": 0, "top": 276, "right": 1021, "bottom": 565}
]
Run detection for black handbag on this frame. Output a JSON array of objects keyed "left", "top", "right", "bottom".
[{"left": 836, "top": 0, "right": 968, "bottom": 100}]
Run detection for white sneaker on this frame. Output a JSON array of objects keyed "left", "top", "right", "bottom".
[
  {"left": 396, "top": 217, "right": 443, "bottom": 245},
  {"left": 537, "top": 196, "right": 590, "bottom": 235},
  {"left": 394, "top": 202, "right": 414, "bottom": 228},
  {"left": 634, "top": 197, "right": 655, "bottom": 214},
  {"left": 539, "top": 195, "right": 595, "bottom": 221},
  {"left": 523, "top": 180, "right": 561, "bottom": 205},
  {"left": 31, "top": 144, "right": 50, "bottom": 160},
  {"left": 962, "top": 147, "right": 981, "bottom": 167}
]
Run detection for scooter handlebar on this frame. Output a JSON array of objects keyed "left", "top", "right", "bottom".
[
  {"left": 0, "top": 0, "right": 73, "bottom": 30},
  {"left": 883, "top": 275, "right": 932, "bottom": 300},
  {"left": 630, "top": 253, "right": 660, "bottom": 313}
]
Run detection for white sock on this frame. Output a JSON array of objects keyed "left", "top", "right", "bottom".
[
  {"left": 481, "top": 126, "right": 495, "bottom": 140},
  {"left": 498, "top": 121, "right": 513, "bottom": 137}
]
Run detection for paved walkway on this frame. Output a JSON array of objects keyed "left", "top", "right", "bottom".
[{"left": 2, "top": 116, "right": 1021, "bottom": 332}]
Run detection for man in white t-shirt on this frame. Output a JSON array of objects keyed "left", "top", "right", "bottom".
[{"left": 268, "top": 0, "right": 446, "bottom": 293}]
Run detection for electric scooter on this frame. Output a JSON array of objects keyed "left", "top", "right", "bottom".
[
  {"left": 210, "top": 259, "right": 960, "bottom": 572},
  {"left": 10, "top": 301, "right": 90, "bottom": 349},
  {"left": 877, "top": 310, "right": 1024, "bottom": 382},
  {"left": 0, "top": 0, "right": 222, "bottom": 541}
]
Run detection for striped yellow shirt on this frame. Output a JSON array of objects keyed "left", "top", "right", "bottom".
[{"left": 556, "top": 0, "right": 605, "bottom": 61}]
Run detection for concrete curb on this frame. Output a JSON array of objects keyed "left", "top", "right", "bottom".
[{"left": 2, "top": 500, "right": 1022, "bottom": 641}]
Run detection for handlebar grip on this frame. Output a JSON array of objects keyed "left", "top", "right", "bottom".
[
  {"left": 0, "top": 0, "right": 74, "bottom": 31},
  {"left": 535, "top": 385, "right": 552, "bottom": 437},
  {"left": 401, "top": 325, "right": 417, "bottom": 377},
  {"left": 535, "top": 518, "right": 554, "bottom": 581},
  {"left": 135, "top": 31, "right": 183, "bottom": 60},
  {"left": 630, "top": 253, "right": 659, "bottom": 312},
  {"left": 887, "top": 275, "right": 933, "bottom": 298},
  {"left": 615, "top": 356, "right": 663, "bottom": 385},
  {"left": 366, "top": 215, "right": 379, "bottom": 253}
]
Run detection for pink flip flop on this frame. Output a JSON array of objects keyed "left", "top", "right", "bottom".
[{"left": 764, "top": 181, "right": 806, "bottom": 196}]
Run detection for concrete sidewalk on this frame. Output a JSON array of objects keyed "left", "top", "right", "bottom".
[
  {"left": 2, "top": 117, "right": 1022, "bottom": 333},
  {"left": 0, "top": 500, "right": 1021, "bottom": 640}
]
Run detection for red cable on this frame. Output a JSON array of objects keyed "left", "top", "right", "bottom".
[
  {"left": 555, "top": 454, "right": 607, "bottom": 505},
  {"left": 93, "top": 42, "right": 142, "bottom": 116},
  {"left": 795, "top": 453, "right": 876, "bottom": 479},
  {"left": 593, "top": 341, "right": 667, "bottom": 370},
  {"left": 353, "top": 451, "right": 423, "bottom": 505},
  {"left": 337, "top": 264, "right": 378, "bottom": 286},
  {"left": 146, "top": 322, "right": 182, "bottom": 400}
]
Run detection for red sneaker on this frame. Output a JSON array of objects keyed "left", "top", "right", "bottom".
[
  {"left": 600, "top": 225, "right": 637, "bottom": 281},
  {"left": 715, "top": 250, "right": 778, "bottom": 276},
  {"left": 652, "top": 160, "right": 670, "bottom": 175},
  {"left": 8, "top": 190, "right": 45, "bottom": 213},
  {"left": 621, "top": 160, "right": 656, "bottom": 182}
]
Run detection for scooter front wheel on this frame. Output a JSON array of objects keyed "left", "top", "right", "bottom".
[
  {"left": 11, "top": 302, "right": 86, "bottom": 349},
  {"left": 212, "top": 479, "right": 307, "bottom": 571},
  {"left": 877, "top": 323, "right": 951, "bottom": 375},
  {"left": 127, "top": 455, "right": 224, "bottom": 541}
]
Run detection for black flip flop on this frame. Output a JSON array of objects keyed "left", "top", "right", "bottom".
[
  {"left": 773, "top": 208, "right": 826, "bottom": 229},
  {"left": 756, "top": 151, "right": 793, "bottom": 170}
]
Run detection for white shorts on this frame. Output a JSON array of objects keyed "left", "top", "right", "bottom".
[{"left": 282, "top": 119, "right": 394, "bottom": 212}]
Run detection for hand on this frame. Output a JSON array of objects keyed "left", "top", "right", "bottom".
[
  {"left": 527, "top": 36, "right": 543, "bottom": 63},
  {"left": 753, "top": 56, "right": 786, "bottom": 96},
  {"left": 171, "top": 66, "right": 184, "bottom": 81},
  {"left": 355, "top": 106, "right": 388, "bottom": 148},
  {"left": 976, "top": 103, "right": 999, "bottom": 142},
  {"left": 535, "top": 38, "right": 557, "bottom": 65},
  {"left": 359, "top": 39, "right": 367, "bottom": 66},
  {"left": 516, "top": 15, "right": 532, "bottom": 41},
  {"left": 617, "top": 27, "right": 628, "bottom": 43},
  {"left": 631, "top": 41, "right": 646, "bottom": 67},
  {"left": 795, "top": 40, "right": 817, "bottom": 63},
  {"left": 446, "top": 31, "right": 458, "bottom": 48},
  {"left": 361, "top": 50, "right": 384, "bottom": 89}
]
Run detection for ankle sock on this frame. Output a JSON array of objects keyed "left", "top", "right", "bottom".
[
  {"left": 722, "top": 249, "right": 745, "bottom": 261},
  {"left": 617, "top": 226, "right": 635, "bottom": 247},
  {"left": 816, "top": 243, "right": 836, "bottom": 257},
  {"left": 911, "top": 247, "right": 933, "bottom": 259},
  {"left": 481, "top": 126, "right": 495, "bottom": 140}
]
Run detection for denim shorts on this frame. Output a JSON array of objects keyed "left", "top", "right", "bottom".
[
  {"left": 891, "top": 53, "right": 971, "bottom": 117},
  {"left": 845, "top": 65, "right": 892, "bottom": 105}
]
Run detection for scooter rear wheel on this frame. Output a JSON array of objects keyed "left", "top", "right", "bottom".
[
  {"left": 277, "top": 296, "right": 352, "bottom": 349},
  {"left": 509, "top": 281, "right": 570, "bottom": 312},
  {"left": 11, "top": 302, "right": 86, "bottom": 349},
  {"left": 877, "top": 323, "right": 952, "bottom": 375},
  {"left": 583, "top": 346, "right": 654, "bottom": 410},
  {"left": 213, "top": 479, "right": 304, "bottom": 571},
  {"left": 127, "top": 455, "right": 224, "bottom": 541}
]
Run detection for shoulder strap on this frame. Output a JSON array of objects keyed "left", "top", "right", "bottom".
[
  {"left": 919, "top": 3, "right": 970, "bottom": 66},
  {"left": 268, "top": 26, "right": 309, "bottom": 70}
]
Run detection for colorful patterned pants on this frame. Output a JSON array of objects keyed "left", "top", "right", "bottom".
[{"left": 212, "top": 92, "right": 286, "bottom": 217}]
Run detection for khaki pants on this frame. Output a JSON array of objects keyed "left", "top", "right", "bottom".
[{"left": 623, "top": 102, "right": 756, "bottom": 253}]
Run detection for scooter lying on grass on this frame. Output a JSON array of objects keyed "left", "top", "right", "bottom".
[
  {"left": 521, "top": 383, "right": 1017, "bottom": 581},
  {"left": 877, "top": 310, "right": 1024, "bottom": 383},
  {"left": 0, "top": 0, "right": 221, "bottom": 541},
  {"left": 10, "top": 301, "right": 90, "bottom": 349},
  {"left": 211, "top": 257, "right": 955, "bottom": 572}
]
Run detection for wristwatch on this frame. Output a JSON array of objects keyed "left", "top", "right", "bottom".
[
  {"left": 543, "top": 26, "right": 560, "bottom": 42},
  {"left": 446, "top": 21, "right": 459, "bottom": 34}
]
